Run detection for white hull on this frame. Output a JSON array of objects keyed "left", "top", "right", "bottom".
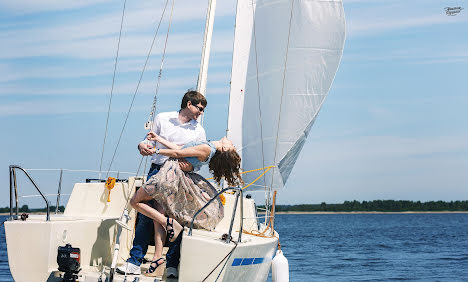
[
  {"left": 179, "top": 229, "right": 277, "bottom": 282},
  {"left": 5, "top": 178, "right": 278, "bottom": 282}
]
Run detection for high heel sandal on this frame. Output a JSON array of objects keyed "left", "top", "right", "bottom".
[
  {"left": 144, "top": 258, "right": 166, "bottom": 277},
  {"left": 166, "top": 217, "right": 183, "bottom": 242}
]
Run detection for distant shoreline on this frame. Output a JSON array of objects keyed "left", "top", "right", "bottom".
[
  {"left": 3, "top": 211, "right": 468, "bottom": 216},
  {"left": 271, "top": 211, "right": 468, "bottom": 214}
]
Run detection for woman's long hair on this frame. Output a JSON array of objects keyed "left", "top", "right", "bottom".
[{"left": 209, "top": 150, "right": 243, "bottom": 186}]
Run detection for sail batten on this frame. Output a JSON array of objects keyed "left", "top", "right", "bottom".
[{"left": 228, "top": 0, "right": 345, "bottom": 190}]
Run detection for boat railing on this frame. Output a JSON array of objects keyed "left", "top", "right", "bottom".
[
  {"left": 9, "top": 165, "right": 51, "bottom": 221},
  {"left": 188, "top": 187, "right": 244, "bottom": 243},
  {"left": 8, "top": 165, "right": 141, "bottom": 222}
]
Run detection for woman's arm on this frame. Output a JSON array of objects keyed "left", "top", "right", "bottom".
[
  {"left": 147, "top": 132, "right": 182, "bottom": 150},
  {"left": 156, "top": 144, "right": 211, "bottom": 161}
]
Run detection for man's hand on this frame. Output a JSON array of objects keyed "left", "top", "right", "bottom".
[
  {"left": 179, "top": 159, "right": 193, "bottom": 172},
  {"left": 138, "top": 142, "right": 154, "bottom": 156},
  {"left": 147, "top": 131, "right": 160, "bottom": 142}
]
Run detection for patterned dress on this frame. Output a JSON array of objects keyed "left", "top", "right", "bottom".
[{"left": 143, "top": 141, "right": 224, "bottom": 230}]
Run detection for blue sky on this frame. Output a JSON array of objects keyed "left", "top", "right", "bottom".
[{"left": 1, "top": 0, "right": 467, "bottom": 208}]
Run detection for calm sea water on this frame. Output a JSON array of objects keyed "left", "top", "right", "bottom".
[{"left": 2, "top": 213, "right": 468, "bottom": 281}]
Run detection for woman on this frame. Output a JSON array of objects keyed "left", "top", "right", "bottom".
[{"left": 130, "top": 132, "right": 243, "bottom": 276}]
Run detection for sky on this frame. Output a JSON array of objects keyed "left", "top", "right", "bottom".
[{"left": 0, "top": 0, "right": 467, "bottom": 208}]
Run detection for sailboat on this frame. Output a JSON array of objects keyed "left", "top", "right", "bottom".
[{"left": 4, "top": 0, "right": 345, "bottom": 281}]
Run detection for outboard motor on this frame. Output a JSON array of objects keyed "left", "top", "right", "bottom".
[{"left": 57, "top": 243, "right": 81, "bottom": 281}]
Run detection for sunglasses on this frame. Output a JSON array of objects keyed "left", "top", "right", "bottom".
[{"left": 193, "top": 104, "right": 205, "bottom": 112}]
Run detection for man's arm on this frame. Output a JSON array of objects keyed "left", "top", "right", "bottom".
[{"left": 147, "top": 132, "right": 182, "bottom": 150}]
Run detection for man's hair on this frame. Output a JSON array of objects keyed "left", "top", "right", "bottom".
[{"left": 181, "top": 90, "right": 207, "bottom": 109}]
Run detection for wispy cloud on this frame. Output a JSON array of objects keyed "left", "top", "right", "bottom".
[
  {"left": 348, "top": 14, "right": 465, "bottom": 37},
  {"left": 344, "top": 0, "right": 468, "bottom": 38},
  {"left": 0, "top": 0, "right": 112, "bottom": 15}
]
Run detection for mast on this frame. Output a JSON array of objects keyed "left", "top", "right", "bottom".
[{"left": 196, "top": 0, "right": 217, "bottom": 99}]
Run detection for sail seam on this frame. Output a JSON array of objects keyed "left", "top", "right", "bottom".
[
  {"left": 250, "top": 0, "right": 269, "bottom": 208},
  {"left": 270, "top": 0, "right": 296, "bottom": 189}
]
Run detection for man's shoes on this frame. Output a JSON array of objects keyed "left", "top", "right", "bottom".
[
  {"left": 166, "top": 267, "right": 178, "bottom": 278},
  {"left": 116, "top": 262, "right": 141, "bottom": 275}
]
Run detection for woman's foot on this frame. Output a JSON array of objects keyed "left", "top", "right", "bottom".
[
  {"left": 166, "top": 217, "right": 183, "bottom": 242},
  {"left": 144, "top": 258, "right": 166, "bottom": 277}
]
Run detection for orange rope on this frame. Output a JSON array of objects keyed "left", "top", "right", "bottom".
[
  {"left": 206, "top": 165, "right": 275, "bottom": 191},
  {"left": 242, "top": 166, "right": 274, "bottom": 190}
]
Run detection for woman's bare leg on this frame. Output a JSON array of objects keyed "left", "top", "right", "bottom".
[
  {"left": 151, "top": 201, "right": 166, "bottom": 260},
  {"left": 143, "top": 202, "right": 167, "bottom": 276},
  {"left": 130, "top": 188, "right": 182, "bottom": 242},
  {"left": 130, "top": 188, "right": 167, "bottom": 225}
]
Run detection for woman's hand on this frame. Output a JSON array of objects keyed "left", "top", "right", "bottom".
[
  {"left": 147, "top": 131, "right": 160, "bottom": 142},
  {"left": 179, "top": 159, "right": 193, "bottom": 172}
]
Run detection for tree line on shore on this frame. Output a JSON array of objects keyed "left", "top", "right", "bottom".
[
  {"left": 262, "top": 200, "right": 468, "bottom": 212},
  {"left": 0, "top": 205, "right": 64, "bottom": 213}
]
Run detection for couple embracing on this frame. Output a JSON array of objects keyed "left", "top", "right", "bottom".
[{"left": 117, "top": 91, "right": 243, "bottom": 278}]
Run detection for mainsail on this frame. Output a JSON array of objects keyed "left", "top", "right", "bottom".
[{"left": 227, "top": 0, "right": 346, "bottom": 190}]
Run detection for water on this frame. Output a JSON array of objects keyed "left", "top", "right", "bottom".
[
  {"left": 271, "top": 213, "right": 468, "bottom": 281},
  {"left": 2, "top": 214, "right": 468, "bottom": 281},
  {"left": 0, "top": 216, "right": 12, "bottom": 282}
]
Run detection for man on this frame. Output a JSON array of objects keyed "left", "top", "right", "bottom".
[{"left": 117, "top": 90, "right": 207, "bottom": 278}]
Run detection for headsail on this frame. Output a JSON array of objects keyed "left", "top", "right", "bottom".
[{"left": 227, "top": 0, "right": 346, "bottom": 190}]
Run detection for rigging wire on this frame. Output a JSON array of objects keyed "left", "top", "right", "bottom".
[
  {"left": 201, "top": 239, "right": 238, "bottom": 282},
  {"left": 104, "top": 0, "right": 174, "bottom": 178},
  {"left": 249, "top": 0, "right": 270, "bottom": 220},
  {"left": 147, "top": 0, "right": 177, "bottom": 133},
  {"left": 99, "top": 0, "right": 127, "bottom": 179}
]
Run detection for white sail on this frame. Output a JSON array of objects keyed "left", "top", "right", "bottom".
[{"left": 227, "top": 0, "right": 346, "bottom": 190}]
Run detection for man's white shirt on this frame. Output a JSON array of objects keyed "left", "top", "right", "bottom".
[{"left": 147, "top": 111, "right": 206, "bottom": 165}]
